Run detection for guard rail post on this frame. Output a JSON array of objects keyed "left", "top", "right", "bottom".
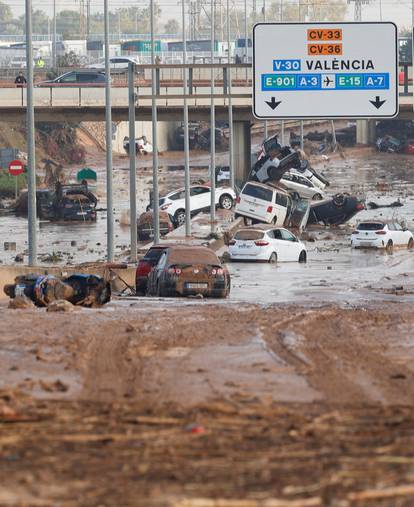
[
  {"left": 223, "top": 66, "right": 228, "bottom": 95},
  {"left": 404, "top": 63, "right": 409, "bottom": 96},
  {"left": 189, "top": 67, "right": 193, "bottom": 95}
]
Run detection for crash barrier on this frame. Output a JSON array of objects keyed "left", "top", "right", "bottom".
[{"left": 0, "top": 264, "right": 136, "bottom": 300}]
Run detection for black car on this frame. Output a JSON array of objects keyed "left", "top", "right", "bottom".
[
  {"left": 308, "top": 193, "right": 365, "bottom": 226},
  {"left": 36, "top": 71, "right": 106, "bottom": 87}
]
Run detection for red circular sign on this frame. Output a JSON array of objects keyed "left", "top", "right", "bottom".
[{"left": 8, "top": 159, "right": 24, "bottom": 176}]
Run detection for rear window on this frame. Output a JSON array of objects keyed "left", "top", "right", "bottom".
[
  {"left": 143, "top": 247, "right": 167, "bottom": 262},
  {"left": 234, "top": 230, "right": 264, "bottom": 241},
  {"left": 168, "top": 248, "right": 219, "bottom": 265},
  {"left": 357, "top": 223, "right": 384, "bottom": 231},
  {"left": 242, "top": 184, "right": 272, "bottom": 202}
]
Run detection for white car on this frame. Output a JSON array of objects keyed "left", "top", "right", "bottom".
[
  {"left": 280, "top": 172, "right": 325, "bottom": 200},
  {"left": 229, "top": 226, "right": 307, "bottom": 263},
  {"left": 351, "top": 221, "right": 414, "bottom": 251},
  {"left": 235, "top": 181, "right": 291, "bottom": 226},
  {"left": 157, "top": 184, "right": 236, "bottom": 227},
  {"left": 87, "top": 56, "right": 139, "bottom": 74}
]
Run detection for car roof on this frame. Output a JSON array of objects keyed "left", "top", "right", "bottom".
[
  {"left": 237, "top": 225, "right": 287, "bottom": 232},
  {"left": 165, "top": 184, "right": 210, "bottom": 196},
  {"left": 243, "top": 180, "right": 289, "bottom": 195}
]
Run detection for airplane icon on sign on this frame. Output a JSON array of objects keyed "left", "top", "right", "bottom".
[
  {"left": 324, "top": 76, "right": 333, "bottom": 86},
  {"left": 321, "top": 73, "right": 335, "bottom": 89}
]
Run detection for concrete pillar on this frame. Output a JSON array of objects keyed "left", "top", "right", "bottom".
[
  {"left": 233, "top": 120, "right": 251, "bottom": 186},
  {"left": 356, "top": 119, "right": 377, "bottom": 145}
]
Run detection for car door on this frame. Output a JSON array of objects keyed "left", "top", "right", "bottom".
[
  {"left": 279, "top": 229, "right": 301, "bottom": 261},
  {"left": 393, "top": 222, "right": 407, "bottom": 245},
  {"left": 270, "top": 229, "right": 289, "bottom": 260},
  {"left": 150, "top": 251, "right": 168, "bottom": 295},
  {"left": 190, "top": 186, "right": 211, "bottom": 212}
]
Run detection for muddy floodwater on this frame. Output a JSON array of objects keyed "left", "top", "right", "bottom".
[{"left": 2, "top": 147, "right": 414, "bottom": 506}]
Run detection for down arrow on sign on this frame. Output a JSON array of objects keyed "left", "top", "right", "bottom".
[{"left": 265, "top": 97, "right": 282, "bottom": 110}]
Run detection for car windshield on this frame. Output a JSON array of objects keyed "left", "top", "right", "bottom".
[
  {"left": 357, "top": 222, "right": 384, "bottom": 231},
  {"left": 167, "top": 248, "right": 220, "bottom": 265},
  {"left": 234, "top": 230, "right": 264, "bottom": 240},
  {"left": 242, "top": 184, "right": 272, "bottom": 202},
  {"left": 144, "top": 247, "right": 167, "bottom": 262}
]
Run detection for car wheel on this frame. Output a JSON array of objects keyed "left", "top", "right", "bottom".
[
  {"left": 408, "top": 238, "right": 414, "bottom": 249},
  {"left": 174, "top": 209, "right": 186, "bottom": 227},
  {"left": 269, "top": 252, "right": 277, "bottom": 264},
  {"left": 312, "top": 193, "right": 323, "bottom": 201},
  {"left": 243, "top": 216, "right": 253, "bottom": 226},
  {"left": 386, "top": 240, "right": 393, "bottom": 254},
  {"left": 219, "top": 194, "right": 234, "bottom": 210},
  {"left": 299, "top": 250, "right": 307, "bottom": 263}
]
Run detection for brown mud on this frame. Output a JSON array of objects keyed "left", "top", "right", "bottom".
[{"left": 1, "top": 301, "right": 414, "bottom": 506}]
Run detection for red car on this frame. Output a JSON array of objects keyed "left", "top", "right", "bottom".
[{"left": 135, "top": 245, "right": 172, "bottom": 295}]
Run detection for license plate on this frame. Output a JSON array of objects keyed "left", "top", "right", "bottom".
[
  {"left": 77, "top": 212, "right": 87, "bottom": 215},
  {"left": 186, "top": 283, "right": 208, "bottom": 289},
  {"left": 239, "top": 243, "right": 252, "bottom": 249}
]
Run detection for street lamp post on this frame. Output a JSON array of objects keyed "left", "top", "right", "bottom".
[
  {"left": 25, "top": 0, "right": 37, "bottom": 266},
  {"left": 104, "top": 0, "right": 114, "bottom": 261},
  {"left": 182, "top": 0, "right": 191, "bottom": 236}
]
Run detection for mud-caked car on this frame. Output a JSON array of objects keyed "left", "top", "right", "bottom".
[{"left": 146, "top": 245, "right": 230, "bottom": 298}]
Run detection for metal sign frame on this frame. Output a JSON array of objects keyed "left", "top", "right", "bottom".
[{"left": 253, "top": 21, "right": 399, "bottom": 120}]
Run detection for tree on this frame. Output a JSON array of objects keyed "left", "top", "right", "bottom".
[
  {"left": 0, "top": 1, "right": 12, "bottom": 22},
  {"left": 0, "top": 1, "right": 20, "bottom": 34},
  {"left": 164, "top": 19, "right": 180, "bottom": 35},
  {"left": 57, "top": 10, "right": 81, "bottom": 39},
  {"left": 267, "top": 0, "right": 347, "bottom": 22},
  {"left": 18, "top": 10, "right": 50, "bottom": 35}
]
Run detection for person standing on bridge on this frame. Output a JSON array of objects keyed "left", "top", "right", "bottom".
[{"left": 14, "top": 71, "right": 27, "bottom": 88}]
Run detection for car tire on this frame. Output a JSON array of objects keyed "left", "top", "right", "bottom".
[
  {"left": 219, "top": 194, "right": 234, "bottom": 210},
  {"left": 312, "top": 193, "right": 323, "bottom": 201},
  {"left": 386, "top": 240, "right": 393, "bottom": 254},
  {"left": 243, "top": 216, "right": 253, "bottom": 226},
  {"left": 299, "top": 250, "right": 307, "bottom": 263},
  {"left": 408, "top": 238, "right": 414, "bottom": 249},
  {"left": 174, "top": 209, "right": 186, "bottom": 227},
  {"left": 269, "top": 252, "right": 277, "bottom": 264}
]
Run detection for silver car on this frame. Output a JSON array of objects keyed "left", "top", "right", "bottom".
[{"left": 280, "top": 172, "right": 325, "bottom": 200}]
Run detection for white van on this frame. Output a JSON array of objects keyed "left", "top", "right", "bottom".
[{"left": 235, "top": 181, "right": 291, "bottom": 226}]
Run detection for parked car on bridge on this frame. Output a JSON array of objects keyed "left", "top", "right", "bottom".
[
  {"left": 146, "top": 245, "right": 230, "bottom": 298},
  {"left": 351, "top": 221, "right": 414, "bottom": 252},
  {"left": 36, "top": 71, "right": 106, "bottom": 87},
  {"left": 229, "top": 226, "right": 307, "bottom": 263},
  {"left": 87, "top": 56, "right": 139, "bottom": 74}
]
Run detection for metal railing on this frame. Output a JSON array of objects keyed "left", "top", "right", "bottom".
[{"left": 0, "top": 62, "right": 411, "bottom": 109}]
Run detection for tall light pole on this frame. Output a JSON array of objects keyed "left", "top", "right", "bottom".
[
  {"left": 52, "top": 0, "right": 56, "bottom": 68},
  {"left": 104, "top": 0, "right": 114, "bottom": 261},
  {"left": 210, "top": 0, "right": 216, "bottom": 232},
  {"left": 244, "top": 0, "right": 248, "bottom": 62},
  {"left": 128, "top": 62, "right": 137, "bottom": 261},
  {"left": 227, "top": 0, "right": 235, "bottom": 190},
  {"left": 25, "top": 0, "right": 37, "bottom": 266},
  {"left": 150, "top": 0, "right": 160, "bottom": 243},
  {"left": 263, "top": 0, "right": 268, "bottom": 140},
  {"left": 182, "top": 0, "right": 191, "bottom": 236}
]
